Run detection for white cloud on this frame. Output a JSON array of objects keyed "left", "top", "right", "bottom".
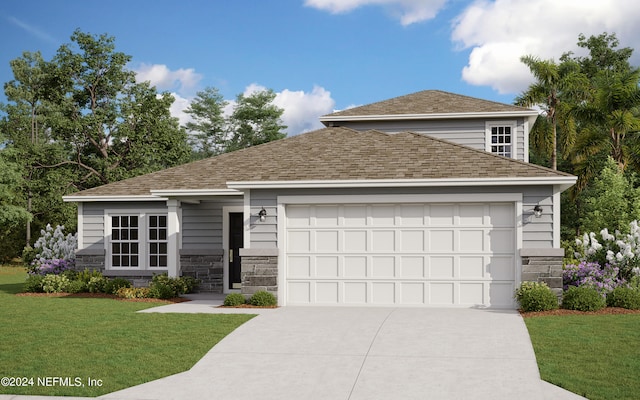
[
  {"left": 305, "top": 0, "right": 448, "bottom": 26},
  {"left": 167, "top": 92, "right": 192, "bottom": 127},
  {"left": 134, "top": 63, "right": 202, "bottom": 94},
  {"left": 7, "top": 16, "right": 58, "bottom": 45},
  {"left": 451, "top": 0, "right": 640, "bottom": 95},
  {"left": 273, "top": 86, "right": 336, "bottom": 135}
]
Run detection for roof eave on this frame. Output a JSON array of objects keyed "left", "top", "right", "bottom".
[
  {"left": 320, "top": 110, "right": 539, "bottom": 125},
  {"left": 63, "top": 195, "right": 169, "bottom": 203},
  {"left": 227, "top": 177, "right": 577, "bottom": 191}
]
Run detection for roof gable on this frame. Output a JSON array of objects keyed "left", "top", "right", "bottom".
[
  {"left": 68, "top": 127, "right": 574, "bottom": 198},
  {"left": 321, "top": 90, "right": 535, "bottom": 119}
]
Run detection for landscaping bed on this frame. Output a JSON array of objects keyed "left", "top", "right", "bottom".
[
  {"left": 15, "top": 291, "right": 190, "bottom": 303},
  {"left": 521, "top": 306, "right": 640, "bottom": 317}
]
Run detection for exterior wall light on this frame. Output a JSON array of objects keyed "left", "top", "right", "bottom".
[
  {"left": 258, "top": 207, "right": 267, "bottom": 222},
  {"left": 533, "top": 205, "right": 543, "bottom": 218}
]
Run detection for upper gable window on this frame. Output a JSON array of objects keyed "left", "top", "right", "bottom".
[{"left": 486, "top": 121, "right": 516, "bottom": 158}]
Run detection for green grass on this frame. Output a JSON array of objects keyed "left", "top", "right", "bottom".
[
  {"left": 525, "top": 314, "right": 640, "bottom": 400},
  {"left": 0, "top": 266, "right": 254, "bottom": 397}
]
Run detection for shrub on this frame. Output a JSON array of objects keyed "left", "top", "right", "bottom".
[
  {"left": 223, "top": 293, "right": 246, "bottom": 306},
  {"left": 87, "top": 276, "right": 108, "bottom": 293},
  {"left": 66, "top": 280, "right": 88, "bottom": 294},
  {"left": 249, "top": 291, "right": 277, "bottom": 307},
  {"left": 116, "top": 287, "right": 151, "bottom": 299},
  {"left": 29, "top": 258, "right": 75, "bottom": 276},
  {"left": 31, "top": 224, "right": 78, "bottom": 264},
  {"left": 562, "top": 286, "right": 606, "bottom": 311},
  {"left": 104, "top": 278, "right": 132, "bottom": 295},
  {"left": 42, "top": 274, "right": 70, "bottom": 293},
  {"left": 148, "top": 283, "right": 176, "bottom": 299},
  {"left": 180, "top": 276, "right": 199, "bottom": 294},
  {"left": 24, "top": 275, "right": 45, "bottom": 293},
  {"left": 515, "top": 281, "right": 559, "bottom": 312},
  {"left": 563, "top": 261, "right": 625, "bottom": 297},
  {"left": 607, "top": 287, "right": 640, "bottom": 309},
  {"left": 76, "top": 269, "right": 104, "bottom": 283}
]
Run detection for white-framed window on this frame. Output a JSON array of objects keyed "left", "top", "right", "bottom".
[
  {"left": 106, "top": 212, "right": 168, "bottom": 270},
  {"left": 486, "top": 121, "right": 516, "bottom": 158}
]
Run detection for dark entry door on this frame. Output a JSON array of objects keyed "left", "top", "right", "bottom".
[{"left": 229, "top": 212, "right": 244, "bottom": 289}]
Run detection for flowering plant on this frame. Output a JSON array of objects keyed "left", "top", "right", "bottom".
[
  {"left": 30, "top": 258, "right": 75, "bottom": 276},
  {"left": 563, "top": 261, "right": 625, "bottom": 297},
  {"left": 574, "top": 221, "right": 640, "bottom": 280},
  {"left": 27, "top": 224, "right": 78, "bottom": 275}
]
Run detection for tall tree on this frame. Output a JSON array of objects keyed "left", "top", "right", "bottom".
[
  {"left": 515, "top": 56, "right": 587, "bottom": 169},
  {"left": 226, "top": 89, "right": 286, "bottom": 152},
  {"left": 183, "top": 87, "right": 228, "bottom": 159},
  {"left": 47, "top": 29, "right": 190, "bottom": 189}
]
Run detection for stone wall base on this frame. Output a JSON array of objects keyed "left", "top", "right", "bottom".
[
  {"left": 240, "top": 249, "right": 278, "bottom": 299},
  {"left": 180, "top": 249, "right": 224, "bottom": 293},
  {"left": 520, "top": 248, "right": 564, "bottom": 299}
]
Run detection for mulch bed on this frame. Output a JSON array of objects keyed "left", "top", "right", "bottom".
[
  {"left": 520, "top": 307, "right": 640, "bottom": 318},
  {"left": 216, "top": 304, "right": 278, "bottom": 309},
  {"left": 15, "top": 292, "right": 190, "bottom": 303}
]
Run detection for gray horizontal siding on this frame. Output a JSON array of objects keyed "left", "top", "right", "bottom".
[
  {"left": 333, "top": 117, "right": 528, "bottom": 162},
  {"left": 250, "top": 185, "right": 556, "bottom": 250},
  {"left": 181, "top": 199, "right": 242, "bottom": 250}
]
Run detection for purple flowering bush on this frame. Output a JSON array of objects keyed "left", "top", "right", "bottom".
[
  {"left": 563, "top": 261, "right": 625, "bottom": 297},
  {"left": 29, "top": 258, "right": 75, "bottom": 276}
]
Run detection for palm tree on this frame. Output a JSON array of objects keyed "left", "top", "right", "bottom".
[
  {"left": 515, "top": 55, "right": 586, "bottom": 170},
  {"left": 572, "top": 69, "right": 640, "bottom": 173}
]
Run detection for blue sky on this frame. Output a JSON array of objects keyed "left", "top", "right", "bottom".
[{"left": 2, "top": 0, "right": 640, "bottom": 135}]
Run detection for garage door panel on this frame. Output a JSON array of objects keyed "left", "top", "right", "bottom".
[
  {"left": 460, "top": 282, "right": 485, "bottom": 305},
  {"left": 430, "top": 230, "right": 454, "bottom": 251},
  {"left": 459, "top": 256, "right": 485, "bottom": 278},
  {"left": 316, "top": 256, "right": 339, "bottom": 278},
  {"left": 488, "top": 256, "right": 515, "bottom": 280},
  {"left": 315, "top": 206, "right": 339, "bottom": 226},
  {"left": 316, "top": 282, "right": 339, "bottom": 303},
  {"left": 430, "top": 256, "right": 454, "bottom": 278},
  {"left": 344, "top": 282, "right": 367, "bottom": 303},
  {"left": 316, "top": 230, "right": 339, "bottom": 252},
  {"left": 430, "top": 205, "right": 455, "bottom": 225},
  {"left": 344, "top": 256, "right": 367, "bottom": 278},
  {"left": 372, "top": 257, "right": 395, "bottom": 277},
  {"left": 372, "top": 230, "right": 395, "bottom": 251},
  {"left": 288, "top": 256, "right": 311, "bottom": 278},
  {"left": 286, "top": 203, "right": 517, "bottom": 308},
  {"left": 459, "top": 230, "right": 485, "bottom": 251},
  {"left": 400, "top": 230, "right": 424, "bottom": 251},
  {"left": 400, "top": 256, "right": 425, "bottom": 278},
  {"left": 288, "top": 231, "right": 310, "bottom": 252},
  {"left": 489, "top": 230, "right": 515, "bottom": 252},
  {"left": 372, "top": 282, "right": 395, "bottom": 304},
  {"left": 344, "top": 231, "right": 367, "bottom": 251},
  {"left": 430, "top": 283, "right": 455, "bottom": 305}
]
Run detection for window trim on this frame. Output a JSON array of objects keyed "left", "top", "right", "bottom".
[
  {"left": 485, "top": 121, "right": 517, "bottom": 159},
  {"left": 104, "top": 210, "right": 169, "bottom": 271}
]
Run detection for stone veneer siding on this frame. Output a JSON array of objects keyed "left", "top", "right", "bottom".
[
  {"left": 179, "top": 249, "right": 224, "bottom": 293},
  {"left": 520, "top": 248, "right": 565, "bottom": 298},
  {"left": 239, "top": 248, "right": 278, "bottom": 298}
]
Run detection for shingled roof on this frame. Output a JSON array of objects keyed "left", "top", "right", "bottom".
[
  {"left": 321, "top": 90, "right": 535, "bottom": 119},
  {"left": 67, "top": 127, "right": 574, "bottom": 198}
]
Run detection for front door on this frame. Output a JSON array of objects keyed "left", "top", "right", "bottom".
[{"left": 228, "top": 212, "right": 244, "bottom": 289}]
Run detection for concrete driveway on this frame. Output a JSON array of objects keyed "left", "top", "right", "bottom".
[{"left": 96, "top": 306, "right": 584, "bottom": 400}]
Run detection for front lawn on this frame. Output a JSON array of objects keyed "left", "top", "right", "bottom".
[
  {"left": 0, "top": 266, "right": 254, "bottom": 397},
  {"left": 524, "top": 313, "right": 640, "bottom": 400}
]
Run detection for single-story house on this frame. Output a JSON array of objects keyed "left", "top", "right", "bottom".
[{"left": 63, "top": 90, "right": 576, "bottom": 308}]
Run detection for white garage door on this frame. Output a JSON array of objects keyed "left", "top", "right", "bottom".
[{"left": 285, "top": 203, "right": 516, "bottom": 308}]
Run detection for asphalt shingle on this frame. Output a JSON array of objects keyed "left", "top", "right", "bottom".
[{"left": 70, "top": 127, "right": 573, "bottom": 197}]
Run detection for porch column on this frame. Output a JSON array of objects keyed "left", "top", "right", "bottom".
[{"left": 167, "top": 199, "right": 181, "bottom": 278}]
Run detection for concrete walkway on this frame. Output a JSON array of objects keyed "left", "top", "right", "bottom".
[{"left": 1, "top": 296, "right": 585, "bottom": 400}]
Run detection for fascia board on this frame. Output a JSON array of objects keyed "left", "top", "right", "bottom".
[
  {"left": 227, "top": 177, "right": 577, "bottom": 190},
  {"left": 63, "top": 195, "right": 168, "bottom": 203},
  {"left": 320, "top": 110, "right": 539, "bottom": 124},
  {"left": 150, "top": 189, "right": 243, "bottom": 197}
]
